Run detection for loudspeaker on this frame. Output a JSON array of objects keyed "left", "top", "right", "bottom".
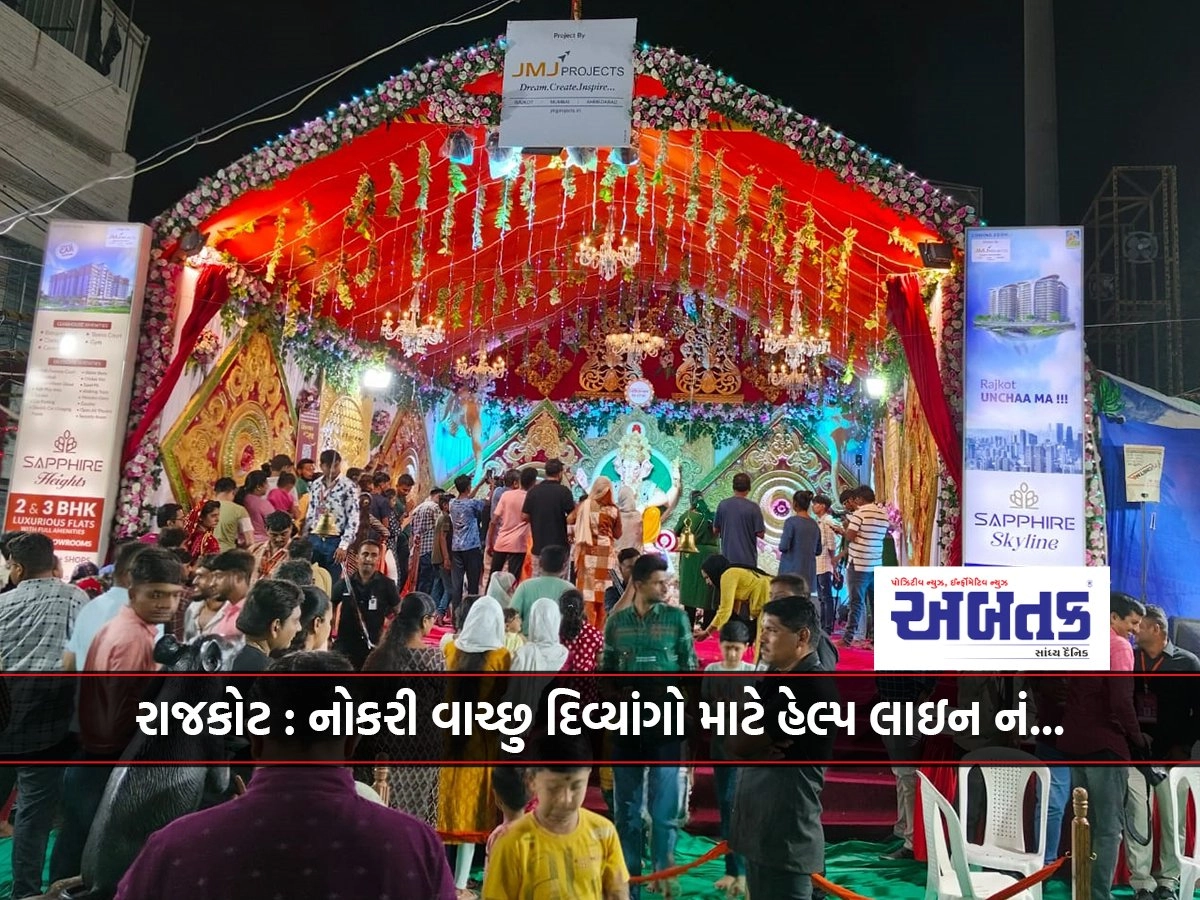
[
  {"left": 1170, "top": 617, "right": 1200, "bottom": 659},
  {"left": 918, "top": 241, "right": 955, "bottom": 269}
]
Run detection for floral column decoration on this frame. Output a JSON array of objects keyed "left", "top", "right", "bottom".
[
  {"left": 935, "top": 270, "right": 964, "bottom": 564},
  {"left": 1082, "top": 361, "right": 1109, "bottom": 566}
]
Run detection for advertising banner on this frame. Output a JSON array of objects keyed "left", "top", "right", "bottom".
[
  {"left": 873, "top": 565, "right": 1110, "bottom": 670},
  {"left": 3, "top": 221, "right": 150, "bottom": 571},
  {"left": 499, "top": 18, "right": 636, "bottom": 149},
  {"left": 963, "top": 227, "right": 1085, "bottom": 566},
  {"left": 1122, "top": 443, "right": 1164, "bottom": 503}
]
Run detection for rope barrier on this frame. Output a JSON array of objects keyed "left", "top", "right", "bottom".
[
  {"left": 813, "top": 855, "right": 1068, "bottom": 900},
  {"left": 628, "top": 840, "right": 730, "bottom": 884},
  {"left": 982, "top": 856, "right": 1066, "bottom": 900}
]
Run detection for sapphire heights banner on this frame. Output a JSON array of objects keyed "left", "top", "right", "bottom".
[{"left": 962, "top": 227, "right": 1085, "bottom": 566}]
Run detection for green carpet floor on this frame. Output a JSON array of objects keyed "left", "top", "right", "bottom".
[{"left": 0, "top": 833, "right": 1134, "bottom": 899}]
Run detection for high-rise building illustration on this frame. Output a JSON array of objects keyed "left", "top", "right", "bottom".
[
  {"left": 980, "top": 274, "right": 1072, "bottom": 325},
  {"left": 1033, "top": 275, "right": 1068, "bottom": 320},
  {"left": 46, "top": 263, "right": 131, "bottom": 302}
]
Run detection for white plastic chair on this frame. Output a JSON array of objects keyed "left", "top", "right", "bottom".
[
  {"left": 1168, "top": 767, "right": 1200, "bottom": 900},
  {"left": 919, "top": 772, "right": 1034, "bottom": 900},
  {"left": 957, "top": 758, "right": 1051, "bottom": 900}
]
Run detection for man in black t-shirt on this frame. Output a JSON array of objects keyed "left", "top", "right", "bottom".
[
  {"left": 728, "top": 595, "right": 837, "bottom": 900},
  {"left": 331, "top": 540, "right": 399, "bottom": 668},
  {"left": 521, "top": 458, "right": 577, "bottom": 558}
]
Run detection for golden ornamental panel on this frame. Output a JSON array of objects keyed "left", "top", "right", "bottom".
[
  {"left": 518, "top": 338, "right": 573, "bottom": 398},
  {"left": 673, "top": 322, "right": 742, "bottom": 401},
  {"left": 320, "top": 384, "right": 370, "bottom": 470},
  {"left": 162, "top": 331, "right": 297, "bottom": 508}
]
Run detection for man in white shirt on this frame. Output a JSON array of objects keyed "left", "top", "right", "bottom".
[
  {"left": 810, "top": 494, "right": 839, "bottom": 631},
  {"left": 841, "top": 486, "right": 889, "bottom": 648},
  {"left": 62, "top": 541, "right": 151, "bottom": 672}
]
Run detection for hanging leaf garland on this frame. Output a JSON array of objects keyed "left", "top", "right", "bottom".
[
  {"left": 472, "top": 183, "right": 487, "bottom": 250},
  {"left": 265, "top": 211, "right": 287, "bottom": 284},
  {"left": 450, "top": 283, "right": 465, "bottom": 330},
  {"left": 354, "top": 243, "right": 380, "bottom": 288},
  {"left": 519, "top": 157, "right": 537, "bottom": 227},
  {"left": 652, "top": 131, "right": 670, "bottom": 185},
  {"left": 493, "top": 271, "right": 508, "bottom": 313},
  {"left": 335, "top": 251, "right": 354, "bottom": 311},
  {"left": 635, "top": 162, "right": 650, "bottom": 218},
  {"left": 416, "top": 143, "right": 432, "bottom": 211},
  {"left": 448, "top": 161, "right": 468, "bottom": 197},
  {"left": 655, "top": 226, "right": 669, "bottom": 273},
  {"left": 472, "top": 281, "right": 485, "bottom": 326},
  {"left": 298, "top": 200, "right": 318, "bottom": 263},
  {"left": 783, "top": 230, "right": 804, "bottom": 285},
  {"left": 665, "top": 179, "right": 678, "bottom": 230},
  {"left": 344, "top": 174, "right": 375, "bottom": 242},
  {"left": 761, "top": 184, "right": 788, "bottom": 256},
  {"left": 599, "top": 161, "right": 620, "bottom": 204},
  {"left": 732, "top": 174, "right": 755, "bottom": 270},
  {"left": 705, "top": 149, "right": 727, "bottom": 253},
  {"left": 561, "top": 163, "right": 577, "bottom": 201},
  {"left": 495, "top": 176, "right": 514, "bottom": 233},
  {"left": 515, "top": 262, "right": 535, "bottom": 307},
  {"left": 435, "top": 286, "right": 450, "bottom": 321},
  {"left": 385, "top": 162, "right": 404, "bottom": 217},
  {"left": 410, "top": 218, "right": 427, "bottom": 280},
  {"left": 683, "top": 130, "right": 703, "bottom": 224}
]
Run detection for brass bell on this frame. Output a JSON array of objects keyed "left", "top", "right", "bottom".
[
  {"left": 313, "top": 510, "right": 340, "bottom": 537},
  {"left": 678, "top": 518, "right": 698, "bottom": 554}
]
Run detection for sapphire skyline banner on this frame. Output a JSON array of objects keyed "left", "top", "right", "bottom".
[{"left": 962, "top": 227, "right": 1086, "bottom": 566}]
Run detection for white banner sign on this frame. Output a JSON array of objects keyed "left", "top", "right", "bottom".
[
  {"left": 1123, "top": 444, "right": 1164, "bottom": 503},
  {"left": 499, "top": 18, "right": 636, "bottom": 149},
  {"left": 963, "top": 227, "right": 1086, "bottom": 566},
  {"left": 3, "top": 221, "right": 150, "bottom": 571},
  {"left": 873, "top": 566, "right": 1110, "bottom": 671}
]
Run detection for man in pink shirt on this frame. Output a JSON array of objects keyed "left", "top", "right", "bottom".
[
  {"left": 53, "top": 548, "right": 185, "bottom": 882},
  {"left": 116, "top": 651, "right": 456, "bottom": 900},
  {"left": 207, "top": 549, "right": 254, "bottom": 640},
  {"left": 489, "top": 466, "right": 537, "bottom": 581},
  {"left": 1109, "top": 591, "right": 1144, "bottom": 672}
]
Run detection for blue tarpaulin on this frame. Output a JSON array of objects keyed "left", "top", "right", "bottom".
[{"left": 1098, "top": 372, "right": 1200, "bottom": 619}]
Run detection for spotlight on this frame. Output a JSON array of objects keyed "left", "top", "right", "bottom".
[
  {"left": 565, "top": 147, "right": 598, "bottom": 171},
  {"left": 443, "top": 129, "right": 476, "bottom": 165},
  {"left": 486, "top": 130, "right": 521, "bottom": 179},
  {"left": 609, "top": 147, "right": 638, "bottom": 168},
  {"left": 865, "top": 375, "right": 887, "bottom": 399},
  {"left": 361, "top": 367, "right": 393, "bottom": 390}
]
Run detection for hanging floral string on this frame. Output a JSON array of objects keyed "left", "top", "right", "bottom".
[
  {"left": 410, "top": 217, "right": 427, "bottom": 279},
  {"left": 664, "top": 179, "right": 678, "bottom": 229},
  {"left": 416, "top": 143, "right": 432, "bottom": 211},
  {"left": 515, "top": 262, "right": 535, "bottom": 307},
  {"left": 519, "top": 157, "right": 537, "bottom": 226},
  {"left": 599, "top": 161, "right": 621, "bottom": 203},
  {"left": 450, "top": 283, "right": 465, "bottom": 329},
  {"left": 761, "top": 184, "right": 789, "bottom": 256},
  {"left": 472, "top": 281, "right": 485, "bottom": 326},
  {"left": 265, "top": 211, "right": 287, "bottom": 284},
  {"left": 495, "top": 175, "right": 514, "bottom": 233},
  {"left": 560, "top": 162, "right": 576, "bottom": 201},
  {"left": 652, "top": 130, "right": 670, "bottom": 185},
  {"left": 343, "top": 173, "right": 375, "bottom": 242},
  {"left": 298, "top": 200, "right": 318, "bottom": 263},
  {"left": 471, "top": 182, "right": 487, "bottom": 250},
  {"left": 385, "top": 162, "right": 404, "bottom": 217},
  {"left": 732, "top": 174, "right": 755, "bottom": 271},
  {"left": 635, "top": 161, "right": 650, "bottom": 218},
  {"left": 705, "top": 149, "right": 727, "bottom": 253},
  {"left": 683, "top": 130, "right": 704, "bottom": 224},
  {"left": 354, "top": 243, "right": 379, "bottom": 288}
]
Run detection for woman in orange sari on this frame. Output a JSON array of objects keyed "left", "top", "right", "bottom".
[{"left": 568, "top": 475, "right": 622, "bottom": 629}]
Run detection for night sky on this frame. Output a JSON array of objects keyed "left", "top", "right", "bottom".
[{"left": 123, "top": 0, "right": 1200, "bottom": 377}]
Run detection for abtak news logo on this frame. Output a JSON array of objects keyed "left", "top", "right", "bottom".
[{"left": 889, "top": 578, "right": 1093, "bottom": 643}]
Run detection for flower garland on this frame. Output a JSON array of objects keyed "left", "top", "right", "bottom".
[
  {"left": 118, "top": 37, "right": 979, "bottom": 538},
  {"left": 1082, "top": 362, "right": 1108, "bottom": 566},
  {"left": 935, "top": 271, "right": 964, "bottom": 563},
  {"left": 185, "top": 329, "right": 221, "bottom": 375}
]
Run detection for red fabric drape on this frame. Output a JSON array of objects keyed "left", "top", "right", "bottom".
[
  {"left": 122, "top": 264, "right": 230, "bottom": 463},
  {"left": 886, "top": 273, "right": 963, "bottom": 565}
]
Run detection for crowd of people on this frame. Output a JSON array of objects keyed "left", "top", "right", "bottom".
[{"left": 0, "top": 445, "right": 1189, "bottom": 900}]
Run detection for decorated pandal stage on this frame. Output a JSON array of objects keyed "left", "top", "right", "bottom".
[{"left": 111, "top": 38, "right": 1026, "bottom": 579}]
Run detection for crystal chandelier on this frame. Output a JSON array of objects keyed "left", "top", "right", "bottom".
[
  {"left": 605, "top": 314, "right": 665, "bottom": 370},
  {"left": 761, "top": 295, "right": 831, "bottom": 370},
  {"left": 768, "top": 359, "right": 817, "bottom": 394},
  {"left": 577, "top": 228, "right": 640, "bottom": 281},
  {"left": 454, "top": 341, "right": 506, "bottom": 386},
  {"left": 380, "top": 295, "right": 445, "bottom": 357}
]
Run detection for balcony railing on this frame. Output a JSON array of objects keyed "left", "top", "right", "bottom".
[{"left": 7, "top": 0, "right": 149, "bottom": 99}]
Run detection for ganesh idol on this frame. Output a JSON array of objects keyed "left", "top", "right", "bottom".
[{"left": 581, "top": 424, "right": 683, "bottom": 553}]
